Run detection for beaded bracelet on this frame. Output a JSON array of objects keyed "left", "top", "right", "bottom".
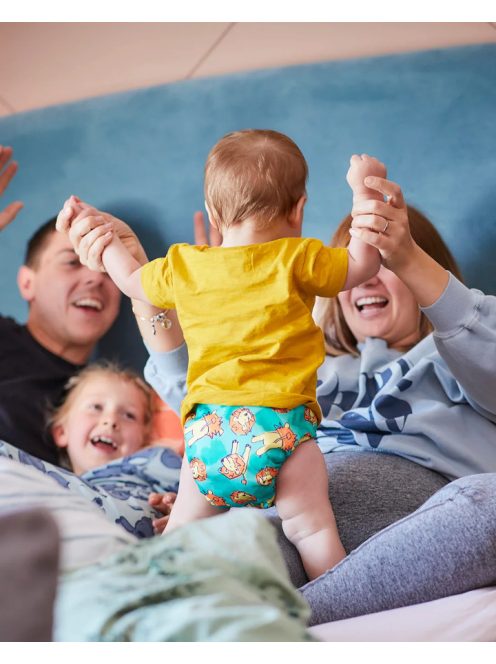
[{"left": 132, "top": 308, "right": 172, "bottom": 335}]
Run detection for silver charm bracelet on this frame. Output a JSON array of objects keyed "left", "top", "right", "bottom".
[{"left": 132, "top": 308, "right": 172, "bottom": 335}]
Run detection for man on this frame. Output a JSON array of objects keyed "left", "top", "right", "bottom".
[{"left": 0, "top": 145, "right": 121, "bottom": 463}]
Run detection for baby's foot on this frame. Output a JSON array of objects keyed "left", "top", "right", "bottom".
[{"left": 346, "top": 154, "right": 386, "bottom": 202}]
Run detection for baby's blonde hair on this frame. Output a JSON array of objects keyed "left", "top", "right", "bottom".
[
  {"left": 204, "top": 129, "right": 308, "bottom": 231},
  {"left": 48, "top": 361, "right": 153, "bottom": 438}
]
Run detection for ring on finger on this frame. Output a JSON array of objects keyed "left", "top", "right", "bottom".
[{"left": 382, "top": 220, "right": 389, "bottom": 234}]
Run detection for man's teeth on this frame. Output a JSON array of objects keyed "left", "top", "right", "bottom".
[
  {"left": 74, "top": 298, "right": 103, "bottom": 311},
  {"left": 90, "top": 435, "right": 117, "bottom": 449},
  {"left": 356, "top": 296, "right": 388, "bottom": 310}
]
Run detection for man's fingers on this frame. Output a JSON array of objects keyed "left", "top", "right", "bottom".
[
  {"left": 193, "top": 211, "right": 208, "bottom": 245},
  {"left": 86, "top": 232, "right": 113, "bottom": 272},
  {"left": 210, "top": 224, "right": 222, "bottom": 247},
  {"left": 0, "top": 161, "right": 18, "bottom": 195},
  {"left": 0, "top": 201, "right": 24, "bottom": 231},
  {"left": 56, "top": 204, "right": 75, "bottom": 232},
  {"left": 363, "top": 177, "right": 405, "bottom": 209},
  {"left": 0, "top": 146, "right": 14, "bottom": 172}
]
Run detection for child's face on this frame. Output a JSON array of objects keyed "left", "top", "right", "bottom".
[{"left": 52, "top": 374, "right": 149, "bottom": 475}]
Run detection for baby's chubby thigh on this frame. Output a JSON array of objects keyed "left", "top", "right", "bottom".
[{"left": 275, "top": 439, "right": 335, "bottom": 539}]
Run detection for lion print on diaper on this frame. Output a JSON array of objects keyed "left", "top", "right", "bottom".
[{"left": 184, "top": 404, "right": 317, "bottom": 509}]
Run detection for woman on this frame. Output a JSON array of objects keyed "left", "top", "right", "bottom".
[{"left": 58, "top": 171, "right": 496, "bottom": 626}]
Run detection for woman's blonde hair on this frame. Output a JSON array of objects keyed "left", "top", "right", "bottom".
[
  {"left": 48, "top": 361, "right": 154, "bottom": 437},
  {"left": 315, "top": 205, "right": 464, "bottom": 357}
]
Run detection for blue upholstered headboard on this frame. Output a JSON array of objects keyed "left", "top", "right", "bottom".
[{"left": 1, "top": 43, "right": 495, "bottom": 370}]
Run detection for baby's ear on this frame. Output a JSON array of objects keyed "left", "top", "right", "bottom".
[
  {"left": 51, "top": 423, "right": 69, "bottom": 449},
  {"left": 289, "top": 195, "right": 307, "bottom": 229}
]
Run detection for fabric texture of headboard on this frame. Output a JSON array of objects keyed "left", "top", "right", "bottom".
[{"left": 1, "top": 43, "right": 495, "bottom": 369}]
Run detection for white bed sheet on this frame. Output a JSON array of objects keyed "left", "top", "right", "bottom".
[{"left": 309, "top": 587, "right": 496, "bottom": 642}]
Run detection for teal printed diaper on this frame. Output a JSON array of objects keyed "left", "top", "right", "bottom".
[{"left": 184, "top": 403, "right": 318, "bottom": 509}]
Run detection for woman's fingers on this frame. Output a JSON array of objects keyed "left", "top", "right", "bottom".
[
  {"left": 351, "top": 213, "right": 390, "bottom": 235},
  {"left": 351, "top": 198, "right": 402, "bottom": 220},
  {"left": 349, "top": 226, "right": 390, "bottom": 250},
  {"left": 362, "top": 176, "right": 406, "bottom": 209}
]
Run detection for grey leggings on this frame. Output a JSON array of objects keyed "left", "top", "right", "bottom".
[{"left": 266, "top": 451, "right": 496, "bottom": 625}]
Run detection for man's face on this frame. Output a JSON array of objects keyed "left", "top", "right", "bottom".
[{"left": 20, "top": 231, "right": 121, "bottom": 360}]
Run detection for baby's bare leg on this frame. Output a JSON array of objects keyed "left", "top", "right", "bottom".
[
  {"left": 164, "top": 455, "right": 227, "bottom": 533},
  {"left": 275, "top": 440, "right": 346, "bottom": 580}
]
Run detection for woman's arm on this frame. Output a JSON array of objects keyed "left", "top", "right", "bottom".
[
  {"left": 349, "top": 179, "right": 496, "bottom": 414},
  {"left": 349, "top": 177, "right": 449, "bottom": 307}
]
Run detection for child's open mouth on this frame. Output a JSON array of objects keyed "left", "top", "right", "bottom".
[{"left": 90, "top": 435, "right": 118, "bottom": 451}]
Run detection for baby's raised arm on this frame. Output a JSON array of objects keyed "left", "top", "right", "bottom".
[
  {"left": 57, "top": 196, "right": 149, "bottom": 302},
  {"left": 342, "top": 154, "right": 383, "bottom": 290}
]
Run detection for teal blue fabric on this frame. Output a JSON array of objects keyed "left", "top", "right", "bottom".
[
  {"left": 54, "top": 510, "right": 313, "bottom": 642},
  {"left": 1, "top": 44, "right": 495, "bottom": 370},
  {"left": 185, "top": 404, "right": 318, "bottom": 508}
]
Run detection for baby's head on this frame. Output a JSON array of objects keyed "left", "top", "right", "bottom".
[
  {"left": 204, "top": 129, "right": 308, "bottom": 233},
  {"left": 49, "top": 361, "right": 153, "bottom": 475}
]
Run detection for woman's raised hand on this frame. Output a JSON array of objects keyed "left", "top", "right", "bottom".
[
  {"left": 350, "top": 177, "right": 450, "bottom": 307},
  {"left": 349, "top": 176, "right": 417, "bottom": 274}
]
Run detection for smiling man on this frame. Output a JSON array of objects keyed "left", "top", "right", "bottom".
[{"left": 1, "top": 214, "right": 121, "bottom": 463}]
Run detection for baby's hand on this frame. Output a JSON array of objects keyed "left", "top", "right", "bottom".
[
  {"left": 346, "top": 154, "right": 387, "bottom": 202},
  {"left": 148, "top": 491, "right": 177, "bottom": 535}
]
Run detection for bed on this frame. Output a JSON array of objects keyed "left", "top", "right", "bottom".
[{"left": 1, "top": 455, "right": 495, "bottom": 642}]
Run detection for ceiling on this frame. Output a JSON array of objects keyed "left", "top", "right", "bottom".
[{"left": 1, "top": 22, "right": 495, "bottom": 117}]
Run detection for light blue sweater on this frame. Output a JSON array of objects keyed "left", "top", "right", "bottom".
[{"left": 144, "top": 274, "right": 496, "bottom": 481}]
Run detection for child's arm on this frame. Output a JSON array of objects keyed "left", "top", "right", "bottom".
[
  {"left": 101, "top": 235, "right": 149, "bottom": 302},
  {"left": 343, "top": 154, "right": 384, "bottom": 290}
]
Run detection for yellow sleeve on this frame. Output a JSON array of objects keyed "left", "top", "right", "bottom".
[
  {"left": 140, "top": 256, "right": 175, "bottom": 309},
  {"left": 296, "top": 240, "right": 348, "bottom": 297}
]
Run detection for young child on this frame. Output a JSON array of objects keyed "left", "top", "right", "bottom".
[
  {"left": 49, "top": 361, "right": 153, "bottom": 474},
  {"left": 58, "top": 131, "right": 383, "bottom": 579}
]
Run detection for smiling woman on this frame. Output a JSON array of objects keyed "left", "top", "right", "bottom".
[{"left": 316, "top": 205, "right": 464, "bottom": 356}]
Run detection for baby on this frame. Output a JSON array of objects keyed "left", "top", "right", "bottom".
[{"left": 58, "top": 130, "right": 383, "bottom": 579}]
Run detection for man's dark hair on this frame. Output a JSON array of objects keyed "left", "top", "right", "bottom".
[{"left": 24, "top": 217, "right": 58, "bottom": 268}]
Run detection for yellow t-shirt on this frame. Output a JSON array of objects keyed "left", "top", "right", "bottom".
[{"left": 141, "top": 237, "right": 348, "bottom": 424}]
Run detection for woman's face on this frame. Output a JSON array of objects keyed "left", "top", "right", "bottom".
[{"left": 337, "top": 265, "right": 421, "bottom": 349}]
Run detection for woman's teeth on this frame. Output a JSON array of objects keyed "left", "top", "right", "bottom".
[{"left": 356, "top": 296, "right": 388, "bottom": 312}]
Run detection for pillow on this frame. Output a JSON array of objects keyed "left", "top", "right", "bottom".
[
  {"left": 0, "top": 508, "right": 59, "bottom": 641},
  {"left": 0, "top": 458, "right": 134, "bottom": 572},
  {"left": 0, "top": 440, "right": 181, "bottom": 538},
  {"left": 55, "top": 510, "right": 313, "bottom": 642}
]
